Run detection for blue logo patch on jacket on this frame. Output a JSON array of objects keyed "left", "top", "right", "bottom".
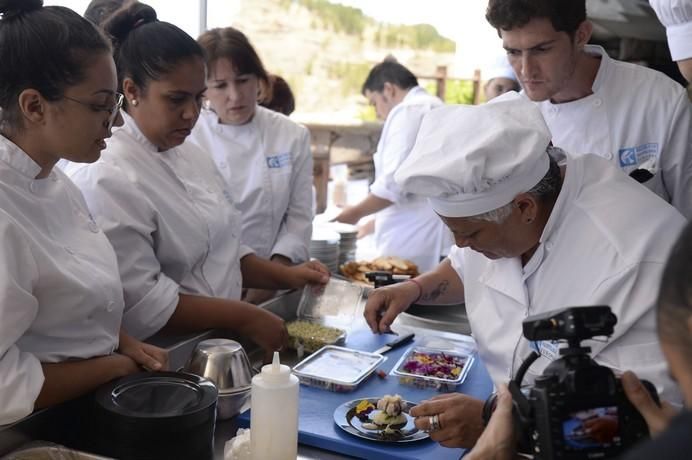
[
  {"left": 266, "top": 152, "right": 291, "bottom": 169},
  {"left": 618, "top": 143, "right": 658, "bottom": 168}
]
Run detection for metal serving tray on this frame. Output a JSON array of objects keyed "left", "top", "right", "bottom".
[{"left": 292, "top": 345, "right": 384, "bottom": 392}]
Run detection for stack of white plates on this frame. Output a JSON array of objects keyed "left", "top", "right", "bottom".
[
  {"left": 328, "top": 223, "right": 358, "bottom": 267},
  {"left": 310, "top": 225, "right": 340, "bottom": 273}
]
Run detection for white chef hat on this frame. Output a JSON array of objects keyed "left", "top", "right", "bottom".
[
  {"left": 486, "top": 54, "right": 518, "bottom": 82},
  {"left": 394, "top": 92, "right": 551, "bottom": 218},
  {"left": 650, "top": 0, "right": 692, "bottom": 60}
]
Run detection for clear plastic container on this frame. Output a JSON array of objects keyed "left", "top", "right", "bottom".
[
  {"left": 287, "top": 278, "right": 367, "bottom": 356},
  {"left": 296, "top": 277, "right": 367, "bottom": 327},
  {"left": 292, "top": 346, "right": 384, "bottom": 392},
  {"left": 391, "top": 336, "right": 477, "bottom": 392}
]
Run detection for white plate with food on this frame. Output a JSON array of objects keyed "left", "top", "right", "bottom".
[{"left": 333, "top": 395, "right": 429, "bottom": 442}]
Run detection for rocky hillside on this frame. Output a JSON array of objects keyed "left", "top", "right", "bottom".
[{"left": 229, "top": 0, "right": 457, "bottom": 121}]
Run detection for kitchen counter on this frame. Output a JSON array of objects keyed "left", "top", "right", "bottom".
[{"left": 0, "top": 289, "right": 486, "bottom": 460}]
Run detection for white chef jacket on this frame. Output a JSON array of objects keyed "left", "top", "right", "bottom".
[
  {"left": 370, "top": 86, "right": 452, "bottom": 272},
  {"left": 449, "top": 152, "right": 685, "bottom": 403},
  {"left": 65, "top": 112, "right": 251, "bottom": 340},
  {"left": 189, "top": 106, "right": 312, "bottom": 262},
  {"left": 0, "top": 135, "right": 124, "bottom": 425},
  {"left": 534, "top": 45, "right": 692, "bottom": 219},
  {"left": 649, "top": 0, "right": 692, "bottom": 60}
]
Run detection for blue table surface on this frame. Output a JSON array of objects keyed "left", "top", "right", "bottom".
[{"left": 238, "top": 328, "right": 494, "bottom": 460}]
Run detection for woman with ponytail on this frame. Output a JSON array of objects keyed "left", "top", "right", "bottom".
[
  {"left": 65, "top": 3, "right": 329, "bottom": 360},
  {"left": 0, "top": 0, "right": 167, "bottom": 425}
]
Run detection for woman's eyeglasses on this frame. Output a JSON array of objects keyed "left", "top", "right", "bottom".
[{"left": 62, "top": 92, "right": 124, "bottom": 131}]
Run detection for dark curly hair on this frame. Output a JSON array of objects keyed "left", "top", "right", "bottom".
[{"left": 486, "top": 0, "right": 586, "bottom": 39}]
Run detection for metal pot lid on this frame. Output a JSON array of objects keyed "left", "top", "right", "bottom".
[{"left": 95, "top": 371, "right": 218, "bottom": 418}]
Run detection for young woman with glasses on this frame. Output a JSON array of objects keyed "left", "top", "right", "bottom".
[{"left": 0, "top": 0, "right": 167, "bottom": 426}]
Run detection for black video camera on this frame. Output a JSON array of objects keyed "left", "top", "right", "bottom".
[{"left": 483, "top": 306, "right": 659, "bottom": 459}]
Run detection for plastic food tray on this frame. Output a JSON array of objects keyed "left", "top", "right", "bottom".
[
  {"left": 292, "top": 345, "right": 385, "bottom": 392},
  {"left": 391, "top": 346, "right": 475, "bottom": 392}
]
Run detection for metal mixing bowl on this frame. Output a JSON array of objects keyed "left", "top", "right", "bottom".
[
  {"left": 184, "top": 339, "right": 253, "bottom": 393},
  {"left": 216, "top": 388, "right": 251, "bottom": 420}
]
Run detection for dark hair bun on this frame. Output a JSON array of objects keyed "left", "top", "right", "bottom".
[
  {"left": 103, "top": 2, "right": 157, "bottom": 46},
  {"left": 0, "top": 0, "right": 42, "bottom": 19}
]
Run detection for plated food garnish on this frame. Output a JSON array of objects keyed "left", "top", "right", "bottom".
[
  {"left": 355, "top": 394, "right": 407, "bottom": 432},
  {"left": 354, "top": 400, "right": 375, "bottom": 421},
  {"left": 334, "top": 397, "right": 429, "bottom": 443}
]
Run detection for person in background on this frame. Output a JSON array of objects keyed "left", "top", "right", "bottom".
[
  {"left": 64, "top": 3, "right": 328, "bottom": 359},
  {"left": 84, "top": 0, "right": 130, "bottom": 25},
  {"left": 650, "top": 0, "right": 692, "bottom": 83},
  {"left": 364, "top": 93, "right": 685, "bottom": 448},
  {"left": 486, "top": 0, "right": 692, "bottom": 218},
  {"left": 189, "top": 27, "right": 314, "bottom": 305},
  {"left": 260, "top": 74, "right": 296, "bottom": 116},
  {"left": 0, "top": 0, "right": 166, "bottom": 426},
  {"left": 484, "top": 54, "right": 520, "bottom": 101},
  {"left": 333, "top": 60, "right": 451, "bottom": 272},
  {"left": 465, "top": 220, "right": 692, "bottom": 460}
]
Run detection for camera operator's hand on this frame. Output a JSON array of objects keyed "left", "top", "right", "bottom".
[
  {"left": 465, "top": 384, "right": 517, "bottom": 460},
  {"left": 623, "top": 371, "right": 678, "bottom": 436},
  {"left": 410, "top": 393, "right": 485, "bottom": 448}
]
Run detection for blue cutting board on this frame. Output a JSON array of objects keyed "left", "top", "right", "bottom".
[{"left": 238, "top": 328, "right": 494, "bottom": 460}]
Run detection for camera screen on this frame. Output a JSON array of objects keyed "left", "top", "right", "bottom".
[{"left": 562, "top": 406, "right": 622, "bottom": 451}]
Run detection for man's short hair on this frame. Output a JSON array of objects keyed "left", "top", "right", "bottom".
[
  {"left": 486, "top": 0, "right": 586, "bottom": 39},
  {"left": 361, "top": 61, "right": 418, "bottom": 96}
]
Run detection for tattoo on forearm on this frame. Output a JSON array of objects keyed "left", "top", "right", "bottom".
[{"left": 420, "top": 280, "right": 449, "bottom": 302}]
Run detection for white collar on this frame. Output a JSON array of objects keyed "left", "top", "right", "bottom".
[
  {"left": 583, "top": 44, "right": 611, "bottom": 94},
  {"left": 0, "top": 134, "right": 46, "bottom": 179},
  {"left": 120, "top": 110, "right": 164, "bottom": 153}
]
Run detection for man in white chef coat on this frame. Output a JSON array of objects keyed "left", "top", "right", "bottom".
[
  {"left": 650, "top": 0, "right": 692, "bottom": 83},
  {"left": 485, "top": 0, "right": 692, "bottom": 219},
  {"left": 333, "top": 60, "right": 452, "bottom": 272},
  {"left": 363, "top": 93, "right": 686, "bottom": 448}
]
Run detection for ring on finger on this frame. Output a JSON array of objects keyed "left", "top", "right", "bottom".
[
  {"left": 430, "top": 414, "right": 441, "bottom": 432},
  {"left": 425, "top": 415, "right": 435, "bottom": 433}
]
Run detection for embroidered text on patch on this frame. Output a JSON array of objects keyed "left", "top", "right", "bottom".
[
  {"left": 618, "top": 143, "right": 659, "bottom": 168},
  {"left": 266, "top": 152, "right": 291, "bottom": 169}
]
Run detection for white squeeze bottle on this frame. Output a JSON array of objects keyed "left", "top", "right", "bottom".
[{"left": 250, "top": 351, "right": 299, "bottom": 460}]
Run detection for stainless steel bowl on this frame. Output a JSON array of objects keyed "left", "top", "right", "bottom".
[
  {"left": 184, "top": 339, "right": 253, "bottom": 393},
  {"left": 217, "top": 388, "right": 251, "bottom": 420}
]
